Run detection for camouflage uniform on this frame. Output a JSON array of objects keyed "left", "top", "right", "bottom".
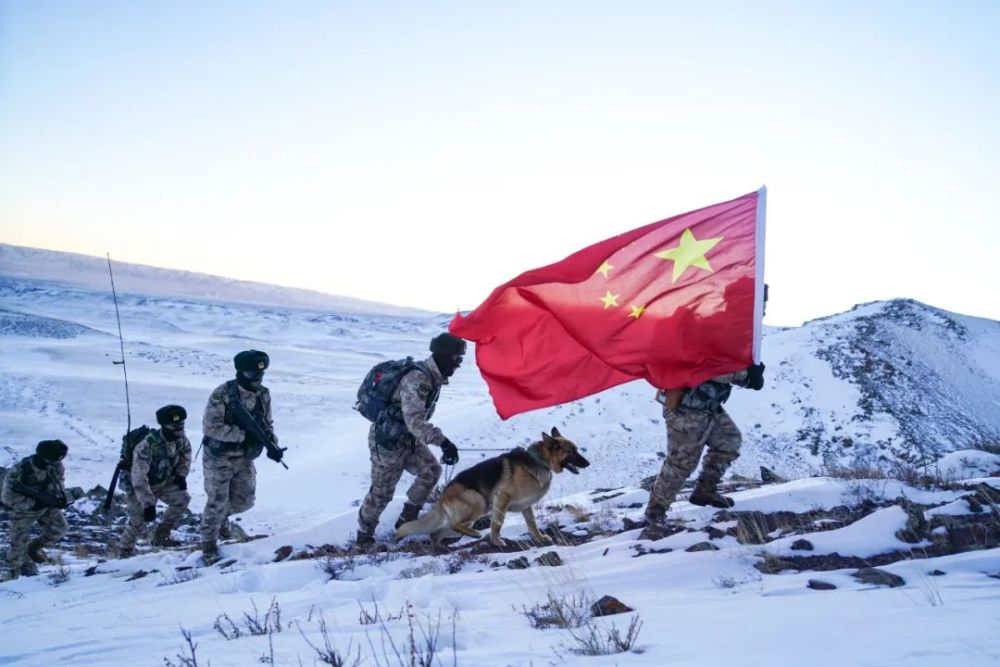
[
  {"left": 647, "top": 369, "right": 749, "bottom": 516},
  {"left": 1, "top": 455, "right": 68, "bottom": 575},
  {"left": 119, "top": 429, "right": 192, "bottom": 551},
  {"left": 199, "top": 380, "right": 275, "bottom": 543},
  {"left": 358, "top": 356, "right": 446, "bottom": 535}
]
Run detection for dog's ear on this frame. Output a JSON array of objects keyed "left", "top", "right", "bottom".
[
  {"left": 550, "top": 426, "right": 562, "bottom": 439},
  {"left": 542, "top": 431, "right": 555, "bottom": 444}
]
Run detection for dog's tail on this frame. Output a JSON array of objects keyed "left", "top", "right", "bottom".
[{"left": 395, "top": 503, "right": 448, "bottom": 540}]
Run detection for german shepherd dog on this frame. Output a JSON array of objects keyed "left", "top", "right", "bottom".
[{"left": 396, "top": 428, "right": 590, "bottom": 547}]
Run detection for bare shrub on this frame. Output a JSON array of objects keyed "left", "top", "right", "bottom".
[
  {"left": 364, "top": 603, "right": 457, "bottom": 667},
  {"left": 214, "top": 598, "right": 283, "bottom": 640},
  {"left": 563, "top": 615, "right": 642, "bottom": 656},
  {"left": 358, "top": 600, "right": 405, "bottom": 626},
  {"left": 520, "top": 591, "right": 592, "bottom": 629},
  {"left": 318, "top": 553, "right": 356, "bottom": 581},
  {"left": 162, "top": 628, "right": 205, "bottom": 667},
  {"left": 299, "top": 612, "right": 363, "bottom": 667},
  {"left": 46, "top": 558, "right": 71, "bottom": 586}
]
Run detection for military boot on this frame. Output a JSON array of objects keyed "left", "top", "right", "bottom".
[
  {"left": 151, "top": 525, "right": 181, "bottom": 548},
  {"left": 201, "top": 540, "right": 221, "bottom": 565},
  {"left": 394, "top": 502, "right": 422, "bottom": 530},
  {"left": 27, "top": 540, "right": 48, "bottom": 564},
  {"left": 689, "top": 483, "right": 735, "bottom": 509}
]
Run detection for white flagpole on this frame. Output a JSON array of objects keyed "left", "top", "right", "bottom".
[{"left": 752, "top": 185, "right": 767, "bottom": 363}]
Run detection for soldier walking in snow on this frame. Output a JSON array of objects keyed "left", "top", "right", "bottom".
[
  {"left": 1, "top": 440, "right": 70, "bottom": 579},
  {"left": 643, "top": 364, "right": 766, "bottom": 525},
  {"left": 355, "top": 333, "right": 465, "bottom": 547},
  {"left": 117, "top": 405, "right": 192, "bottom": 558},
  {"left": 199, "top": 349, "right": 283, "bottom": 564}
]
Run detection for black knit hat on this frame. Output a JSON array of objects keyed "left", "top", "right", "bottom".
[
  {"left": 155, "top": 404, "right": 187, "bottom": 426},
  {"left": 36, "top": 439, "right": 68, "bottom": 461},
  {"left": 429, "top": 333, "right": 467, "bottom": 356},
  {"left": 234, "top": 349, "right": 270, "bottom": 373}
]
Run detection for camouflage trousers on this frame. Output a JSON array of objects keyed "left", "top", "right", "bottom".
[
  {"left": 647, "top": 406, "right": 742, "bottom": 515},
  {"left": 120, "top": 481, "right": 191, "bottom": 550},
  {"left": 357, "top": 434, "right": 441, "bottom": 534},
  {"left": 5, "top": 508, "right": 67, "bottom": 570},
  {"left": 200, "top": 453, "right": 256, "bottom": 543}
]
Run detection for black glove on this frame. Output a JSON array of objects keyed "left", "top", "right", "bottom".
[
  {"left": 143, "top": 505, "right": 157, "bottom": 522},
  {"left": 266, "top": 446, "right": 287, "bottom": 463},
  {"left": 174, "top": 475, "right": 187, "bottom": 491},
  {"left": 745, "top": 362, "right": 765, "bottom": 391},
  {"left": 440, "top": 439, "right": 459, "bottom": 465}
]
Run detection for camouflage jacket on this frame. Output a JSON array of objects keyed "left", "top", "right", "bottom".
[
  {"left": 373, "top": 356, "right": 447, "bottom": 448},
  {"left": 202, "top": 380, "right": 276, "bottom": 459},
  {"left": 672, "top": 369, "right": 751, "bottom": 413},
  {"left": 124, "top": 430, "right": 192, "bottom": 507},
  {"left": 1, "top": 455, "right": 66, "bottom": 512}
]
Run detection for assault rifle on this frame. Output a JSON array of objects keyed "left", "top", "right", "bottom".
[
  {"left": 11, "top": 481, "right": 69, "bottom": 510},
  {"left": 103, "top": 462, "right": 123, "bottom": 511},
  {"left": 231, "top": 400, "right": 289, "bottom": 469}
]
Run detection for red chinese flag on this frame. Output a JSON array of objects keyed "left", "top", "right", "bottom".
[{"left": 450, "top": 188, "right": 767, "bottom": 419}]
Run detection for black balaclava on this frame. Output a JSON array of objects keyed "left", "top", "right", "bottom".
[
  {"left": 234, "top": 349, "right": 270, "bottom": 391},
  {"left": 156, "top": 404, "right": 187, "bottom": 441},
  {"left": 429, "top": 333, "right": 467, "bottom": 378},
  {"left": 34, "top": 439, "right": 68, "bottom": 468}
]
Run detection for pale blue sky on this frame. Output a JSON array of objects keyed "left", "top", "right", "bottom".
[{"left": 2, "top": 1, "right": 998, "bottom": 325}]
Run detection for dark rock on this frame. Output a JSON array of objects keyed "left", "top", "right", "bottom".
[
  {"left": 273, "top": 546, "right": 293, "bottom": 562},
  {"left": 622, "top": 517, "right": 647, "bottom": 531},
  {"left": 506, "top": 556, "right": 530, "bottom": 570},
  {"left": 760, "top": 466, "right": 788, "bottom": 484},
  {"left": 685, "top": 542, "right": 718, "bottom": 552},
  {"left": 630, "top": 544, "right": 673, "bottom": 558},
  {"left": 807, "top": 579, "right": 837, "bottom": 590},
  {"left": 895, "top": 499, "right": 928, "bottom": 543},
  {"left": 756, "top": 555, "right": 796, "bottom": 574},
  {"left": 791, "top": 539, "right": 814, "bottom": 551},
  {"left": 126, "top": 569, "right": 151, "bottom": 581},
  {"left": 853, "top": 567, "right": 905, "bottom": 587},
  {"left": 472, "top": 516, "right": 492, "bottom": 531},
  {"left": 626, "top": 502, "right": 644, "bottom": 509},
  {"left": 638, "top": 523, "right": 686, "bottom": 542},
  {"left": 590, "top": 595, "right": 634, "bottom": 616},
  {"left": 705, "top": 526, "right": 727, "bottom": 540},
  {"left": 534, "top": 551, "right": 563, "bottom": 567},
  {"left": 963, "top": 495, "right": 983, "bottom": 514},
  {"left": 639, "top": 475, "right": 657, "bottom": 492},
  {"left": 927, "top": 569, "right": 946, "bottom": 576}
]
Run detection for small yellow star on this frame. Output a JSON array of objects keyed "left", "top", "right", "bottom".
[
  {"left": 628, "top": 305, "right": 646, "bottom": 319},
  {"left": 595, "top": 261, "right": 613, "bottom": 278},
  {"left": 654, "top": 228, "right": 723, "bottom": 282},
  {"left": 599, "top": 290, "right": 620, "bottom": 309}
]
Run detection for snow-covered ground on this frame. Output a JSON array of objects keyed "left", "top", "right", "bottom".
[
  {"left": 3, "top": 478, "right": 1000, "bottom": 666},
  {"left": 2, "top": 247, "right": 999, "bottom": 665}
]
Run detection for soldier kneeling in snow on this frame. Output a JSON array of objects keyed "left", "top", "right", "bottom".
[
  {"left": 118, "top": 405, "right": 192, "bottom": 557},
  {"left": 2, "top": 439, "right": 70, "bottom": 579}
]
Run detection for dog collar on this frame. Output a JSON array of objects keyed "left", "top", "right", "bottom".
[{"left": 527, "top": 446, "right": 551, "bottom": 471}]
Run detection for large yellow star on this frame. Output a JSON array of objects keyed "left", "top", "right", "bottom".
[
  {"left": 595, "top": 260, "right": 613, "bottom": 278},
  {"left": 599, "top": 290, "right": 620, "bottom": 309},
  {"left": 654, "top": 228, "right": 723, "bottom": 282},
  {"left": 628, "top": 304, "right": 646, "bottom": 319}
]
